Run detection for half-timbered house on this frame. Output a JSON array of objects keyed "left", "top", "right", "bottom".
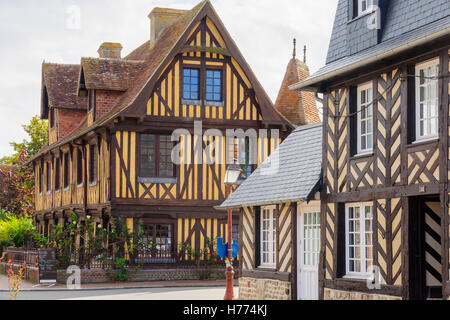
[
  {"left": 28, "top": 1, "right": 294, "bottom": 267},
  {"left": 219, "top": 51, "right": 322, "bottom": 300},
  {"left": 219, "top": 123, "right": 322, "bottom": 300},
  {"left": 292, "top": 0, "right": 450, "bottom": 300}
]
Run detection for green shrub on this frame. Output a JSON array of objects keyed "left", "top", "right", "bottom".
[
  {"left": 115, "top": 257, "right": 128, "bottom": 281},
  {"left": 0, "top": 215, "right": 37, "bottom": 248}
]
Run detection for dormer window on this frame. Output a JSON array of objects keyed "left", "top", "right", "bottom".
[{"left": 358, "top": 0, "right": 373, "bottom": 16}]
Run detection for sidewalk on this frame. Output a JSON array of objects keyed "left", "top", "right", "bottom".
[{"left": 0, "top": 274, "right": 237, "bottom": 292}]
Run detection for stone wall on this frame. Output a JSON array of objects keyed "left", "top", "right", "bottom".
[
  {"left": 57, "top": 267, "right": 233, "bottom": 284},
  {"left": 238, "top": 277, "right": 291, "bottom": 300},
  {"left": 324, "top": 288, "right": 402, "bottom": 300}
]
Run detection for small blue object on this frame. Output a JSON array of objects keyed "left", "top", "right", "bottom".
[
  {"left": 216, "top": 237, "right": 227, "bottom": 259},
  {"left": 216, "top": 237, "right": 239, "bottom": 259},
  {"left": 232, "top": 240, "right": 239, "bottom": 259}
]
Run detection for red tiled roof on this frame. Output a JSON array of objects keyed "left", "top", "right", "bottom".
[
  {"left": 30, "top": 0, "right": 292, "bottom": 163},
  {"left": 41, "top": 63, "right": 87, "bottom": 117},
  {"left": 80, "top": 58, "right": 144, "bottom": 92},
  {"left": 275, "top": 58, "right": 319, "bottom": 125}
]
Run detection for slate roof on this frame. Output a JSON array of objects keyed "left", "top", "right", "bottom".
[
  {"left": 293, "top": 0, "right": 450, "bottom": 90},
  {"left": 30, "top": 0, "right": 292, "bottom": 163},
  {"left": 219, "top": 123, "right": 322, "bottom": 209},
  {"left": 41, "top": 63, "right": 87, "bottom": 116},
  {"left": 80, "top": 58, "right": 144, "bottom": 92}
]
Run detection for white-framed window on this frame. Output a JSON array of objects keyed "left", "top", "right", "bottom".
[
  {"left": 358, "top": 0, "right": 373, "bottom": 16},
  {"left": 357, "top": 82, "right": 373, "bottom": 154},
  {"left": 415, "top": 58, "right": 440, "bottom": 141},
  {"left": 345, "top": 203, "right": 373, "bottom": 278},
  {"left": 260, "top": 206, "right": 276, "bottom": 268}
]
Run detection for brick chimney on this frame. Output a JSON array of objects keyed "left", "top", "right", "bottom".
[
  {"left": 148, "top": 8, "right": 188, "bottom": 44},
  {"left": 98, "top": 42, "right": 123, "bottom": 59},
  {"left": 275, "top": 43, "right": 320, "bottom": 126}
]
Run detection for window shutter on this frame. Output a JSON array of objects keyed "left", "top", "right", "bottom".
[
  {"left": 336, "top": 203, "right": 346, "bottom": 278},
  {"left": 407, "top": 65, "right": 416, "bottom": 144},
  {"left": 349, "top": 86, "right": 358, "bottom": 156},
  {"left": 254, "top": 207, "right": 261, "bottom": 268}
]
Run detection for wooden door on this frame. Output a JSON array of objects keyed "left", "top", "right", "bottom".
[{"left": 297, "top": 205, "right": 320, "bottom": 300}]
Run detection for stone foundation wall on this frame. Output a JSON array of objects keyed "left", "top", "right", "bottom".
[
  {"left": 56, "top": 267, "right": 232, "bottom": 284},
  {"left": 324, "top": 288, "right": 401, "bottom": 300},
  {"left": 238, "top": 277, "right": 291, "bottom": 300}
]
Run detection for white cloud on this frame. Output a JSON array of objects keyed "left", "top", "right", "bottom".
[{"left": 0, "top": 0, "right": 337, "bottom": 158}]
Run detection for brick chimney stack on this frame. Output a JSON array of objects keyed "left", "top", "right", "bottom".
[
  {"left": 274, "top": 42, "right": 320, "bottom": 126},
  {"left": 98, "top": 42, "right": 123, "bottom": 59},
  {"left": 148, "top": 8, "right": 188, "bottom": 44}
]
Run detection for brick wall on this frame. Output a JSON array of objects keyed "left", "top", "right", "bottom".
[
  {"left": 58, "top": 109, "right": 87, "bottom": 140},
  {"left": 95, "top": 90, "right": 123, "bottom": 120},
  {"left": 0, "top": 262, "right": 39, "bottom": 284},
  {"left": 238, "top": 277, "right": 291, "bottom": 300},
  {"left": 324, "top": 288, "right": 402, "bottom": 300}
]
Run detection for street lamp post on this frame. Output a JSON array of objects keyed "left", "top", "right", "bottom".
[{"left": 223, "top": 163, "right": 242, "bottom": 301}]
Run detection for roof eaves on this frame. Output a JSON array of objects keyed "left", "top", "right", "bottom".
[{"left": 290, "top": 24, "right": 450, "bottom": 91}]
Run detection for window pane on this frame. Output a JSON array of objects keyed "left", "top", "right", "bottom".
[
  {"left": 183, "top": 68, "right": 199, "bottom": 100},
  {"left": 206, "top": 70, "right": 222, "bottom": 101},
  {"left": 141, "top": 135, "right": 156, "bottom": 176}
]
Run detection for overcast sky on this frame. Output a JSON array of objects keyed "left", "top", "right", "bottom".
[{"left": 0, "top": 0, "right": 337, "bottom": 158}]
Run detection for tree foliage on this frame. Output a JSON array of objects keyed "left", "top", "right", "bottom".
[
  {"left": 0, "top": 214, "right": 41, "bottom": 248},
  {"left": 0, "top": 116, "right": 48, "bottom": 216},
  {"left": 1, "top": 116, "right": 48, "bottom": 164}
]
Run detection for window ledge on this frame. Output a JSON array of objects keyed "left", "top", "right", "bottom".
[
  {"left": 138, "top": 177, "right": 178, "bottom": 184},
  {"left": 46, "top": 191, "right": 51, "bottom": 195},
  {"left": 77, "top": 183, "right": 83, "bottom": 188},
  {"left": 351, "top": 151, "right": 374, "bottom": 160},
  {"left": 55, "top": 190, "right": 60, "bottom": 194},
  {"left": 181, "top": 99, "right": 201, "bottom": 106},
  {"left": 347, "top": 9, "right": 376, "bottom": 24},
  {"left": 257, "top": 265, "right": 276, "bottom": 271},
  {"left": 205, "top": 100, "right": 224, "bottom": 107},
  {"left": 89, "top": 182, "right": 97, "bottom": 187},
  {"left": 411, "top": 137, "right": 439, "bottom": 145},
  {"left": 342, "top": 274, "right": 371, "bottom": 281},
  {"left": 63, "top": 187, "right": 70, "bottom": 192}
]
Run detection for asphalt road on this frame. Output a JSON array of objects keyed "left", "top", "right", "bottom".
[{"left": 0, "top": 286, "right": 239, "bottom": 300}]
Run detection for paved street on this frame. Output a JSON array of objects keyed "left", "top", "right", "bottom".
[{"left": 0, "top": 286, "right": 239, "bottom": 300}]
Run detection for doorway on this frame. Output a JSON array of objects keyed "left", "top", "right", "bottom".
[
  {"left": 409, "top": 196, "right": 442, "bottom": 299},
  {"left": 297, "top": 204, "right": 320, "bottom": 300}
]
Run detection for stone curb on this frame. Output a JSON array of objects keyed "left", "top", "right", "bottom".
[{"left": 0, "top": 282, "right": 236, "bottom": 292}]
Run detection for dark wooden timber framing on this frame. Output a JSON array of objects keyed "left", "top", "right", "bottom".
[
  {"left": 320, "top": 43, "right": 450, "bottom": 299},
  {"left": 125, "top": 2, "right": 288, "bottom": 126},
  {"left": 291, "top": 202, "right": 298, "bottom": 300}
]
